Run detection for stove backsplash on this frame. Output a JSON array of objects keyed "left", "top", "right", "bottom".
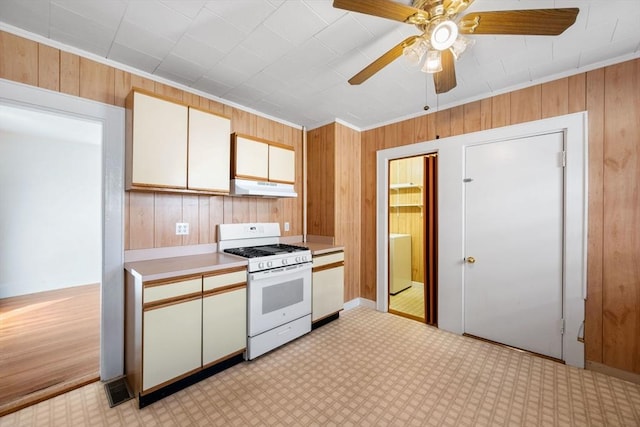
[{"left": 125, "top": 192, "right": 303, "bottom": 251}]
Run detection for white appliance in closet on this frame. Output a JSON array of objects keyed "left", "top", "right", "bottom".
[{"left": 389, "top": 234, "right": 412, "bottom": 295}]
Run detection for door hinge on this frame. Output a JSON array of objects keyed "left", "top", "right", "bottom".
[
  {"left": 561, "top": 151, "right": 566, "bottom": 167},
  {"left": 560, "top": 318, "right": 565, "bottom": 335}
]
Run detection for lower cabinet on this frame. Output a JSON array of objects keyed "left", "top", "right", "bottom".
[
  {"left": 125, "top": 266, "right": 247, "bottom": 407},
  {"left": 143, "top": 297, "right": 202, "bottom": 391},
  {"left": 312, "top": 251, "right": 345, "bottom": 323},
  {"left": 202, "top": 269, "right": 247, "bottom": 367}
]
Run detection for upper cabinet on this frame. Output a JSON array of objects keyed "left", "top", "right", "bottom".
[
  {"left": 268, "top": 145, "right": 295, "bottom": 183},
  {"left": 232, "top": 133, "right": 269, "bottom": 181},
  {"left": 127, "top": 90, "right": 188, "bottom": 189},
  {"left": 231, "top": 133, "right": 295, "bottom": 184},
  {"left": 125, "top": 89, "right": 231, "bottom": 194},
  {"left": 188, "top": 107, "right": 231, "bottom": 192}
]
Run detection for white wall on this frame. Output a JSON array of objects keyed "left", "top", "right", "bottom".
[{"left": 0, "top": 114, "right": 101, "bottom": 298}]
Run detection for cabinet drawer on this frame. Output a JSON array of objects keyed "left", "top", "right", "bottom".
[
  {"left": 203, "top": 269, "right": 246, "bottom": 292},
  {"left": 144, "top": 277, "right": 202, "bottom": 304},
  {"left": 313, "top": 251, "right": 345, "bottom": 269}
]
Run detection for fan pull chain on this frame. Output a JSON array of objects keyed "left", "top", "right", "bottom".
[{"left": 424, "top": 74, "right": 430, "bottom": 111}]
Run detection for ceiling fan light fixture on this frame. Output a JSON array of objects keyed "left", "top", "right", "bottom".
[
  {"left": 402, "top": 38, "right": 428, "bottom": 66},
  {"left": 421, "top": 50, "right": 442, "bottom": 74},
  {"left": 445, "top": 0, "right": 473, "bottom": 17},
  {"left": 430, "top": 20, "right": 459, "bottom": 51},
  {"left": 450, "top": 35, "right": 475, "bottom": 60}
]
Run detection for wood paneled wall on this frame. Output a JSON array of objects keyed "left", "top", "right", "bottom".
[
  {"left": 3, "top": 29, "right": 637, "bottom": 375},
  {"left": 361, "top": 58, "right": 640, "bottom": 375},
  {"left": 335, "top": 123, "right": 362, "bottom": 302},
  {"left": 0, "top": 31, "right": 304, "bottom": 249},
  {"left": 307, "top": 123, "right": 362, "bottom": 303},
  {"left": 307, "top": 124, "right": 336, "bottom": 237}
]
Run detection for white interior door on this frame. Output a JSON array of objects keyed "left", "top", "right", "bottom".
[{"left": 464, "top": 132, "right": 564, "bottom": 359}]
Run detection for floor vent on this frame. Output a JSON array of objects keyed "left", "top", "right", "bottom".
[{"left": 104, "top": 377, "right": 133, "bottom": 408}]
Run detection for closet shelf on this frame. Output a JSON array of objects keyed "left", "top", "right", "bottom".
[{"left": 390, "top": 182, "right": 422, "bottom": 190}]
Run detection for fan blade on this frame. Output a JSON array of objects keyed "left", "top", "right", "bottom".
[
  {"left": 433, "top": 49, "right": 457, "bottom": 94},
  {"left": 459, "top": 8, "right": 579, "bottom": 35},
  {"left": 333, "top": 0, "right": 428, "bottom": 24},
  {"left": 348, "top": 36, "right": 418, "bottom": 85}
]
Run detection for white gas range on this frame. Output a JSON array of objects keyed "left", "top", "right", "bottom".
[{"left": 218, "top": 223, "right": 312, "bottom": 360}]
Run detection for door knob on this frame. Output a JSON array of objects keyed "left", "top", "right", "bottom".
[{"left": 466, "top": 256, "right": 476, "bottom": 264}]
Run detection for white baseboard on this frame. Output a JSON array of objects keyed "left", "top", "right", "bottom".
[{"left": 343, "top": 297, "right": 376, "bottom": 311}]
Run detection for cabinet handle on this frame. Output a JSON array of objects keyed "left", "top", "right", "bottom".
[{"left": 466, "top": 256, "right": 476, "bottom": 264}]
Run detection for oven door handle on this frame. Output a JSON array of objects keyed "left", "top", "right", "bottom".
[{"left": 250, "top": 262, "right": 311, "bottom": 280}]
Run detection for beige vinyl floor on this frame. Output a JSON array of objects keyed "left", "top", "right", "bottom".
[
  {"left": 390, "top": 285, "right": 425, "bottom": 319},
  {"left": 1, "top": 307, "right": 639, "bottom": 426}
]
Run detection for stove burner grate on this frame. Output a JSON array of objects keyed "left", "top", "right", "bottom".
[{"left": 224, "top": 243, "right": 308, "bottom": 259}]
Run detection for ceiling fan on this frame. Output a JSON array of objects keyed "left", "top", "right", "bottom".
[{"left": 333, "top": 0, "right": 579, "bottom": 94}]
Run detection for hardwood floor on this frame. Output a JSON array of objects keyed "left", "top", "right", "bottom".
[{"left": 0, "top": 284, "right": 100, "bottom": 416}]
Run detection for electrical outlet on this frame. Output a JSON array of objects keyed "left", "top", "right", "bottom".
[
  {"left": 284, "top": 222, "right": 290, "bottom": 232},
  {"left": 176, "top": 222, "right": 189, "bottom": 235}
]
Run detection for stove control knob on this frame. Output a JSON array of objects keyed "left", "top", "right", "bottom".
[
  {"left": 267, "top": 261, "right": 273, "bottom": 268},
  {"left": 282, "top": 258, "right": 288, "bottom": 265},
  {"left": 258, "top": 262, "right": 265, "bottom": 270},
  {"left": 295, "top": 256, "right": 301, "bottom": 263}
]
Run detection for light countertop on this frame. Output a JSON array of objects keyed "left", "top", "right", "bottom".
[
  {"left": 125, "top": 242, "right": 344, "bottom": 282},
  {"left": 125, "top": 252, "right": 247, "bottom": 282},
  {"left": 294, "top": 242, "right": 344, "bottom": 255}
]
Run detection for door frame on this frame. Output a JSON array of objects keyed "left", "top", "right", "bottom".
[
  {"left": 1, "top": 78, "right": 125, "bottom": 380},
  {"left": 376, "top": 112, "right": 587, "bottom": 368}
]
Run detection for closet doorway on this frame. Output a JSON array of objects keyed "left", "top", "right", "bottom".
[{"left": 388, "top": 154, "right": 438, "bottom": 325}]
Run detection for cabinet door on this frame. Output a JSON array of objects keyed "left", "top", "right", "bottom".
[
  {"left": 143, "top": 298, "right": 202, "bottom": 391},
  {"left": 233, "top": 134, "right": 268, "bottom": 180},
  {"left": 202, "top": 287, "right": 247, "bottom": 366},
  {"left": 312, "top": 266, "right": 345, "bottom": 321},
  {"left": 312, "top": 252, "right": 345, "bottom": 322},
  {"left": 188, "top": 108, "right": 231, "bottom": 192},
  {"left": 131, "top": 91, "right": 188, "bottom": 188},
  {"left": 268, "top": 145, "right": 295, "bottom": 183}
]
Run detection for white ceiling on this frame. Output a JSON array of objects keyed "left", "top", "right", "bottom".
[{"left": 1, "top": 0, "right": 639, "bottom": 130}]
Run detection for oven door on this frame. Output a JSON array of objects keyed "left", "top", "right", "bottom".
[{"left": 248, "top": 262, "right": 312, "bottom": 337}]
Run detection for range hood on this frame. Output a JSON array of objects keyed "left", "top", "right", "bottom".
[{"left": 230, "top": 179, "right": 297, "bottom": 198}]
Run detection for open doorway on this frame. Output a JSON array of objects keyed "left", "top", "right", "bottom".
[
  {"left": 388, "top": 154, "right": 438, "bottom": 325},
  {"left": 0, "top": 104, "right": 102, "bottom": 414},
  {"left": 1, "top": 79, "right": 126, "bottom": 392}
]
